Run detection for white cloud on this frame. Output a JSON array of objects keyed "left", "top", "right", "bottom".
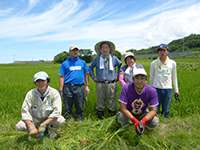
[{"left": 0, "top": 0, "right": 200, "bottom": 53}]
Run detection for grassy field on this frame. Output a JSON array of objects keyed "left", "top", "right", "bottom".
[{"left": 0, "top": 58, "right": 200, "bottom": 150}]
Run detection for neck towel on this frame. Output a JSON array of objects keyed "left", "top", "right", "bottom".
[
  {"left": 157, "top": 56, "right": 169, "bottom": 70},
  {"left": 68, "top": 56, "right": 79, "bottom": 61},
  {"left": 125, "top": 63, "right": 136, "bottom": 75},
  {"left": 100, "top": 54, "right": 114, "bottom": 70}
]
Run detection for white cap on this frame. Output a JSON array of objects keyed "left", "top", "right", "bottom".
[
  {"left": 34, "top": 71, "right": 49, "bottom": 82},
  {"left": 132, "top": 68, "right": 147, "bottom": 78},
  {"left": 69, "top": 45, "right": 79, "bottom": 51}
]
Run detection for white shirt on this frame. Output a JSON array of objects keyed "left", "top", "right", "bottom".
[{"left": 150, "top": 57, "right": 179, "bottom": 93}]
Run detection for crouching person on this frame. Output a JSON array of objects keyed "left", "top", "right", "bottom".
[
  {"left": 16, "top": 71, "right": 65, "bottom": 139},
  {"left": 117, "top": 68, "right": 159, "bottom": 135}
]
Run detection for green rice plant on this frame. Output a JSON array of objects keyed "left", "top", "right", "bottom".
[{"left": 0, "top": 59, "right": 200, "bottom": 150}]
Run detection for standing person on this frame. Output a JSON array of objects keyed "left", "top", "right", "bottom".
[
  {"left": 117, "top": 68, "right": 159, "bottom": 135},
  {"left": 89, "top": 41, "right": 123, "bottom": 119},
  {"left": 150, "top": 44, "right": 179, "bottom": 118},
  {"left": 16, "top": 71, "right": 65, "bottom": 139},
  {"left": 59, "top": 45, "right": 90, "bottom": 123},
  {"left": 119, "top": 51, "right": 144, "bottom": 86}
]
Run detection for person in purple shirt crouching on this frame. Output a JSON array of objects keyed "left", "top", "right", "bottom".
[{"left": 117, "top": 68, "right": 159, "bottom": 135}]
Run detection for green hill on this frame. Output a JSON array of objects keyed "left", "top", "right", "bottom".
[{"left": 133, "top": 34, "right": 200, "bottom": 55}]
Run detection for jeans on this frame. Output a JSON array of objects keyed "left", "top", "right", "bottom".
[
  {"left": 63, "top": 83, "right": 84, "bottom": 119},
  {"left": 156, "top": 88, "right": 172, "bottom": 118}
]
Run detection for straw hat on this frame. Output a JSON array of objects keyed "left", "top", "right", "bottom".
[{"left": 94, "top": 41, "right": 115, "bottom": 55}]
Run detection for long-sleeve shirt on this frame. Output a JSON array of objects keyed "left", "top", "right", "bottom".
[
  {"left": 21, "top": 86, "right": 62, "bottom": 124},
  {"left": 89, "top": 55, "right": 122, "bottom": 81},
  {"left": 119, "top": 63, "right": 144, "bottom": 86},
  {"left": 150, "top": 57, "right": 179, "bottom": 93}
]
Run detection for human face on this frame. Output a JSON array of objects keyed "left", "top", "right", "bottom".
[
  {"left": 157, "top": 49, "right": 169, "bottom": 59},
  {"left": 101, "top": 43, "right": 110, "bottom": 56},
  {"left": 125, "top": 56, "right": 135, "bottom": 66},
  {"left": 132, "top": 75, "right": 147, "bottom": 92},
  {"left": 70, "top": 48, "right": 79, "bottom": 58},
  {"left": 35, "top": 79, "right": 49, "bottom": 94}
]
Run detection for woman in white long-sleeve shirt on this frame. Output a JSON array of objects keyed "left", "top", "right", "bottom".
[{"left": 150, "top": 44, "right": 179, "bottom": 118}]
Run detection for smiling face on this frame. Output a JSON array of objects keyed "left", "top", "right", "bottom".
[
  {"left": 69, "top": 48, "right": 79, "bottom": 58},
  {"left": 132, "top": 75, "right": 147, "bottom": 93},
  {"left": 125, "top": 56, "right": 135, "bottom": 66},
  {"left": 101, "top": 43, "right": 110, "bottom": 56},
  {"left": 35, "top": 79, "right": 49, "bottom": 94}
]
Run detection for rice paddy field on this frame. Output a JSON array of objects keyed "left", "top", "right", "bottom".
[{"left": 0, "top": 58, "right": 199, "bottom": 150}]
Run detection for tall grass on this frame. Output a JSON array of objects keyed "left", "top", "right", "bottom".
[{"left": 0, "top": 59, "right": 200, "bottom": 149}]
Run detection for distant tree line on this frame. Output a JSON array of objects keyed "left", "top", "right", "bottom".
[{"left": 53, "top": 34, "right": 200, "bottom": 63}]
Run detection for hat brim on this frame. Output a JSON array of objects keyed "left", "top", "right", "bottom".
[
  {"left": 157, "top": 47, "right": 168, "bottom": 51},
  {"left": 94, "top": 41, "right": 115, "bottom": 55}
]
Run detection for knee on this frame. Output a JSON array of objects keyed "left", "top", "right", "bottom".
[
  {"left": 117, "top": 111, "right": 128, "bottom": 123},
  {"left": 54, "top": 116, "right": 66, "bottom": 127},
  {"left": 16, "top": 120, "right": 28, "bottom": 131},
  {"left": 146, "top": 116, "right": 159, "bottom": 130}
]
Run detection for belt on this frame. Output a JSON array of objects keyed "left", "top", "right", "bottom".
[
  {"left": 65, "top": 83, "right": 84, "bottom": 86},
  {"left": 99, "top": 80, "right": 115, "bottom": 84}
]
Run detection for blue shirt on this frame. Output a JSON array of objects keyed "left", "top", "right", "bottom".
[
  {"left": 89, "top": 55, "right": 122, "bottom": 81},
  {"left": 59, "top": 57, "right": 89, "bottom": 84}
]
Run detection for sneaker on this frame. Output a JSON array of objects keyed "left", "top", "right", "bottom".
[
  {"left": 49, "top": 133, "right": 57, "bottom": 139},
  {"left": 97, "top": 111, "right": 104, "bottom": 119},
  {"left": 108, "top": 110, "right": 115, "bottom": 116}
]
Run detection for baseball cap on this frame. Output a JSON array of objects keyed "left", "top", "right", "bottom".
[
  {"left": 157, "top": 44, "right": 169, "bottom": 51},
  {"left": 34, "top": 71, "right": 49, "bottom": 82},
  {"left": 132, "top": 68, "right": 147, "bottom": 78},
  {"left": 69, "top": 45, "right": 79, "bottom": 51}
]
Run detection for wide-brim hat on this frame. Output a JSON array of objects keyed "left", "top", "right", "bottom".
[{"left": 94, "top": 41, "right": 115, "bottom": 55}]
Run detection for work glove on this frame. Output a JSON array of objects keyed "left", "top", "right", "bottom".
[
  {"left": 131, "top": 117, "right": 140, "bottom": 135},
  {"left": 29, "top": 126, "right": 39, "bottom": 138},
  {"left": 140, "top": 117, "right": 148, "bottom": 134},
  {"left": 38, "top": 124, "right": 46, "bottom": 139}
]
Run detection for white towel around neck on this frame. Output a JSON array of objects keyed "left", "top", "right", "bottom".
[
  {"left": 125, "top": 63, "right": 136, "bottom": 74},
  {"left": 100, "top": 54, "right": 114, "bottom": 70}
]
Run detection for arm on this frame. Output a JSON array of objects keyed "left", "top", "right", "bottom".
[
  {"left": 116, "top": 58, "right": 123, "bottom": 77},
  {"left": 85, "top": 73, "right": 90, "bottom": 95},
  {"left": 120, "top": 102, "right": 134, "bottom": 120},
  {"left": 59, "top": 75, "right": 64, "bottom": 95},
  {"left": 119, "top": 72, "right": 127, "bottom": 86},
  {"left": 89, "top": 59, "right": 96, "bottom": 80},
  {"left": 149, "top": 62, "right": 154, "bottom": 86},
  {"left": 144, "top": 106, "right": 157, "bottom": 121},
  {"left": 172, "top": 62, "right": 179, "bottom": 95}
]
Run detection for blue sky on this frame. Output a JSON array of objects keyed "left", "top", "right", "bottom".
[{"left": 0, "top": 0, "right": 200, "bottom": 63}]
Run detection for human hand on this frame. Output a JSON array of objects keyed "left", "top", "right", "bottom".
[
  {"left": 29, "top": 126, "right": 39, "bottom": 138},
  {"left": 93, "top": 78, "right": 99, "bottom": 83},
  {"left": 85, "top": 86, "right": 90, "bottom": 95},
  {"left": 140, "top": 117, "right": 148, "bottom": 134},
  {"left": 38, "top": 124, "right": 46, "bottom": 139},
  {"left": 131, "top": 117, "right": 140, "bottom": 134},
  {"left": 59, "top": 90, "right": 62, "bottom": 96}
]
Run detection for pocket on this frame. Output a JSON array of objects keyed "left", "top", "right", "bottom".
[{"left": 31, "top": 105, "right": 42, "bottom": 119}]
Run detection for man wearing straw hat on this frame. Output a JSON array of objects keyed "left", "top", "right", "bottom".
[{"left": 89, "top": 41, "right": 122, "bottom": 119}]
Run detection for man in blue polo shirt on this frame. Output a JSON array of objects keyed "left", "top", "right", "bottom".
[{"left": 59, "top": 45, "right": 90, "bottom": 123}]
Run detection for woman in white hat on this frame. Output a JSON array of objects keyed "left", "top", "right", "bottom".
[{"left": 119, "top": 52, "right": 144, "bottom": 86}]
